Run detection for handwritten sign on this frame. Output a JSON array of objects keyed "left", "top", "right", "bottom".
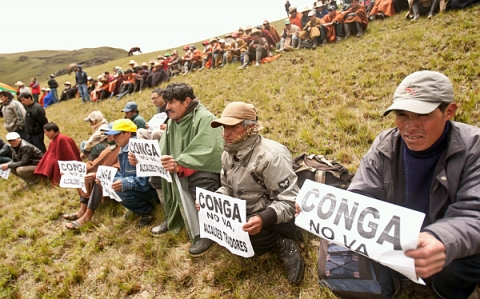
[
  {"left": 129, "top": 138, "right": 171, "bottom": 182},
  {"left": 58, "top": 161, "right": 86, "bottom": 191},
  {"left": 96, "top": 166, "right": 122, "bottom": 202},
  {"left": 147, "top": 112, "right": 168, "bottom": 132},
  {"left": 197, "top": 187, "right": 254, "bottom": 258},
  {"left": 295, "top": 180, "right": 425, "bottom": 283},
  {"left": 0, "top": 168, "right": 10, "bottom": 179}
]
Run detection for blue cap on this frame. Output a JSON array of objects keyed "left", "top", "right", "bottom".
[{"left": 121, "top": 102, "right": 137, "bottom": 112}]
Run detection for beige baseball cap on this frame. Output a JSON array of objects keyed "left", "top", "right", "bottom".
[{"left": 211, "top": 102, "right": 257, "bottom": 128}]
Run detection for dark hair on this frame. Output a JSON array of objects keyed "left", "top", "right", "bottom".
[
  {"left": 163, "top": 83, "right": 195, "bottom": 103},
  {"left": 438, "top": 102, "right": 451, "bottom": 113},
  {"left": 19, "top": 93, "right": 32, "bottom": 100},
  {"left": 44, "top": 122, "right": 59, "bottom": 132},
  {"left": 0, "top": 91, "right": 13, "bottom": 99},
  {"left": 152, "top": 88, "right": 164, "bottom": 96}
]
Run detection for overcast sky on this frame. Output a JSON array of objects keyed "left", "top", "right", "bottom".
[{"left": 1, "top": 0, "right": 314, "bottom": 54}]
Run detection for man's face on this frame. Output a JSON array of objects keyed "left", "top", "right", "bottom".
[
  {"left": 113, "top": 132, "right": 131, "bottom": 147},
  {"left": 124, "top": 111, "right": 135, "bottom": 119},
  {"left": 20, "top": 97, "right": 33, "bottom": 106},
  {"left": 252, "top": 34, "right": 260, "bottom": 41},
  {"left": 291, "top": 12, "right": 297, "bottom": 17},
  {"left": 286, "top": 24, "right": 291, "bottom": 30},
  {"left": 395, "top": 103, "right": 457, "bottom": 151},
  {"left": 166, "top": 98, "right": 190, "bottom": 121},
  {"left": 151, "top": 92, "right": 165, "bottom": 108},
  {"left": 8, "top": 138, "right": 21, "bottom": 147},
  {"left": 222, "top": 123, "right": 247, "bottom": 145},
  {"left": 351, "top": 0, "right": 359, "bottom": 8},
  {"left": 44, "top": 129, "right": 56, "bottom": 140},
  {"left": 0, "top": 95, "right": 8, "bottom": 103},
  {"left": 310, "top": 15, "right": 316, "bottom": 21},
  {"left": 329, "top": 10, "right": 336, "bottom": 18},
  {"left": 263, "top": 23, "right": 269, "bottom": 29}
]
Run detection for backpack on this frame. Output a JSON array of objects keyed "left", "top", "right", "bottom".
[
  {"left": 292, "top": 153, "right": 354, "bottom": 189},
  {"left": 318, "top": 240, "right": 383, "bottom": 299},
  {"left": 301, "top": 39, "right": 314, "bottom": 49}
]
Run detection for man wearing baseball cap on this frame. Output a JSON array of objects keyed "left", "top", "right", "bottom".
[
  {"left": 122, "top": 102, "right": 146, "bottom": 129},
  {"left": 104, "top": 119, "right": 159, "bottom": 227},
  {"left": 346, "top": 71, "right": 480, "bottom": 298},
  {"left": 208, "top": 102, "right": 304, "bottom": 285},
  {"left": 1, "top": 132, "right": 43, "bottom": 186}
]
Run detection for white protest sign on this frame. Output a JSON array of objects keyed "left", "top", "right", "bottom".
[
  {"left": 95, "top": 166, "right": 123, "bottom": 202},
  {"left": 129, "top": 138, "right": 171, "bottom": 182},
  {"left": 197, "top": 187, "right": 255, "bottom": 258},
  {"left": 295, "top": 180, "right": 425, "bottom": 284},
  {"left": 147, "top": 112, "right": 168, "bottom": 132},
  {"left": 58, "top": 161, "right": 86, "bottom": 191},
  {"left": 0, "top": 168, "right": 10, "bottom": 179}
]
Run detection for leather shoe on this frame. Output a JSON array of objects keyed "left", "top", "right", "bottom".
[
  {"left": 275, "top": 238, "right": 305, "bottom": 285},
  {"left": 137, "top": 214, "right": 155, "bottom": 228},
  {"left": 150, "top": 221, "right": 168, "bottom": 236}
]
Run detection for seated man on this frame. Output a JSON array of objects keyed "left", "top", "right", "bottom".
[
  {"left": 190, "top": 45, "right": 203, "bottom": 71},
  {"left": 118, "top": 69, "right": 135, "bottom": 96},
  {"left": 181, "top": 46, "right": 193, "bottom": 75},
  {"left": 279, "top": 19, "right": 301, "bottom": 51},
  {"left": 299, "top": 10, "right": 324, "bottom": 49},
  {"left": 1, "top": 132, "right": 43, "bottom": 186},
  {"left": 105, "top": 119, "right": 159, "bottom": 227},
  {"left": 80, "top": 111, "right": 108, "bottom": 161},
  {"left": 63, "top": 123, "right": 121, "bottom": 230},
  {"left": 167, "top": 51, "right": 182, "bottom": 77},
  {"left": 150, "top": 83, "right": 223, "bottom": 257},
  {"left": 321, "top": 6, "right": 345, "bottom": 42},
  {"left": 198, "top": 39, "right": 214, "bottom": 71},
  {"left": 0, "top": 137, "right": 12, "bottom": 163},
  {"left": 407, "top": 0, "right": 440, "bottom": 20},
  {"left": 347, "top": 71, "right": 480, "bottom": 298},
  {"left": 122, "top": 102, "right": 146, "bottom": 129},
  {"left": 207, "top": 102, "right": 305, "bottom": 285},
  {"left": 263, "top": 20, "right": 281, "bottom": 46},
  {"left": 341, "top": 0, "right": 368, "bottom": 38},
  {"left": 146, "top": 61, "right": 168, "bottom": 88},
  {"left": 368, "top": 0, "right": 396, "bottom": 20},
  {"left": 60, "top": 82, "right": 77, "bottom": 101},
  {"left": 34, "top": 122, "right": 81, "bottom": 186},
  {"left": 239, "top": 28, "right": 269, "bottom": 69},
  {"left": 213, "top": 39, "right": 228, "bottom": 68}
]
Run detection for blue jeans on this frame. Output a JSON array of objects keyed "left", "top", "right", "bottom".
[
  {"left": 50, "top": 88, "right": 59, "bottom": 104},
  {"left": 78, "top": 83, "right": 90, "bottom": 102},
  {"left": 117, "top": 187, "right": 158, "bottom": 216}
]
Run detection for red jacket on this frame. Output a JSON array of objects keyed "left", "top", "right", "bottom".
[{"left": 30, "top": 82, "right": 41, "bottom": 95}]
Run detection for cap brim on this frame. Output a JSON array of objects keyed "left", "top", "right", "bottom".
[
  {"left": 84, "top": 118, "right": 91, "bottom": 122},
  {"left": 383, "top": 99, "right": 441, "bottom": 116},
  {"left": 211, "top": 117, "right": 244, "bottom": 128},
  {"left": 121, "top": 109, "right": 132, "bottom": 112},
  {"left": 104, "top": 130, "right": 122, "bottom": 135}
]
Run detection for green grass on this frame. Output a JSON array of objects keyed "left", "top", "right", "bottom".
[{"left": 1, "top": 6, "right": 480, "bottom": 298}]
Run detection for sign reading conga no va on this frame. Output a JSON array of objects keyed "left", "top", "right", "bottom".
[
  {"left": 58, "top": 160, "right": 86, "bottom": 191},
  {"left": 197, "top": 188, "right": 254, "bottom": 258},
  {"left": 147, "top": 112, "right": 168, "bottom": 132},
  {"left": 96, "top": 165, "right": 122, "bottom": 202},
  {"left": 0, "top": 168, "right": 10, "bottom": 179},
  {"left": 129, "top": 138, "right": 171, "bottom": 182},
  {"left": 295, "top": 180, "right": 425, "bottom": 283}
]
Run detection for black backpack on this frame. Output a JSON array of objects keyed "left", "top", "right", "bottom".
[{"left": 292, "top": 153, "right": 354, "bottom": 189}]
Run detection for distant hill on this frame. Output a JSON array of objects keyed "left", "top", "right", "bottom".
[{"left": 0, "top": 47, "right": 127, "bottom": 86}]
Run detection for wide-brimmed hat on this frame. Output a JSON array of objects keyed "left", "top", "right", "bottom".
[
  {"left": 14, "top": 81, "right": 24, "bottom": 86},
  {"left": 302, "top": 6, "right": 312, "bottom": 12},
  {"left": 211, "top": 102, "right": 257, "bottom": 128},
  {"left": 250, "top": 28, "right": 262, "bottom": 36},
  {"left": 384, "top": 71, "right": 454, "bottom": 116}
]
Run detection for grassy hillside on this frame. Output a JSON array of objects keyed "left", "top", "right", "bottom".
[
  {"left": 0, "top": 6, "right": 479, "bottom": 298},
  {"left": 0, "top": 47, "right": 127, "bottom": 87}
]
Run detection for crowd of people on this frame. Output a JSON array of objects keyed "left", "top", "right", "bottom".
[{"left": 1, "top": 70, "right": 480, "bottom": 297}]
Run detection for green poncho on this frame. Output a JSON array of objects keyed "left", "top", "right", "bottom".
[{"left": 160, "top": 102, "right": 223, "bottom": 239}]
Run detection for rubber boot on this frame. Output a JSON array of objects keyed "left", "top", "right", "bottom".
[
  {"left": 275, "top": 238, "right": 305, "bottom": 285},
  {"left": 296, "top": 38, "right": 302, "bottom": 49},
  {"left": 312, "top": 37, "right": 320, "bottom": 49},
  {"left": 428, "top": 0, "right": 440, "bottom": 18},
  {"left": 411, "top": 3, "right": 420, "bottom": 21},
  {"left": 344, "top": 24, "right": 351, "bottom": 39},
  {"left": 355, "top": 22, "right": 364, "bottom": 37}
]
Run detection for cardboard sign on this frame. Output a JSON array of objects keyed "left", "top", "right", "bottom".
[
  {"left": 96, "top": 166, "right": 122, "bottom": 202},
  {"left": 295, "top": 180, "right": 425, "bottom": 283},
  {"left": 0, "top": 168, "right": 10, "bottom": 179},
  {"left": 129, "top": 138, "right": 171, "bottom": 182},
  {"left": 147, "top": 112, "right": 168, "bottom": 132},
  {"left": 197, "top": 187, "right": 255, "bottom": 258},
  {"left": 58, "top": 161, "right": 86, "bottom": 191}
]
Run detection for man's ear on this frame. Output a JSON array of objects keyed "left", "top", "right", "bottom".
[
  {"left": 184, "top": 97, "right": 192, "bottom": 106},
  {"left": 445, "top": 103, "right": 457, "bottom": 121}
]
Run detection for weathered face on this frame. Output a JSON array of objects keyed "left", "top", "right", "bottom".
[
  {"left": 8, "top": 138, "right": 21, "bottom": 147},
  {"left": 151, "top": 92, "right": 165, "bottom": 108},
  {"left": 44, "top": 130, "right": 56, "bottom": 140},
  {"left": 351, "top": 0, "right": 359, "bottom": 8},
  {"left": 222, "top": 123, "right": 246, "bottom": 145},
  {"left": 395, "top": 103, "right": 457, "bottom": 151},
  {"left": 113, "top": 131, "right": 131, "bottom": 147},
  {"left": 20, "top": 97, "right": 33, "bottom": 106},
  {"left": 0, "top": 95, "right": 9, "bottom": 103},
  {"left": 328, "top": 10, "right": 336, "bottom": 18},
  {"left": 124, "top": 111, "right": 136, "bottom": 119},
  {"left": 252, "top": 34, "right": 260, "bottom": 41},
  {"left": 166, "top": 98, "right": 191, "bottom": 121},
  {"left": 309, "top": 14, "right": 316, "bottom": 21}
]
